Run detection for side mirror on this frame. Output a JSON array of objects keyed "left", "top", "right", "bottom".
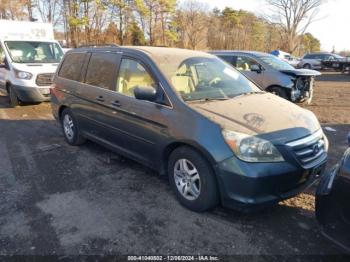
[
  {"left": 134, "top": 86, "right": 157, "bottom": 102},
  {"left": 0, "top": 63, "right": 8, "bottom": 69},
  {"left": 251, "top": 64, "right": 262, "bottom": 73},
  {"left": 0, "top": 58, "right": 9, "bottom": 69}
]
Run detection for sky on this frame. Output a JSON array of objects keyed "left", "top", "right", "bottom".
[{"left": 187, "top": 0, "right": 349, "bottom": 52}]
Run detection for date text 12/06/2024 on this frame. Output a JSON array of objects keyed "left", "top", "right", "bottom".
[{"left": 127, "top": 256, "right": 219, "bottom": 261}]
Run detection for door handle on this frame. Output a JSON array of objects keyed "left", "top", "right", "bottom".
[
  {"left": 111, "top": 100, "right": 121, "bottom": 107},
  {"left": 96, "top": 96, "right": 105, "bottom": 102}
]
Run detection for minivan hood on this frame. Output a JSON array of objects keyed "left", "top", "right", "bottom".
[
  {"left": 280, "top": 69, "right": 321, "bottom": 77},
  {"left": 189, "top": 93, "right": 320, "bottom": 141}
]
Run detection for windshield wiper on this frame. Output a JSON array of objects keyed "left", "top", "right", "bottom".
[
  {"left": 229, "top": 91, "right": 265, "bottom": 99},
  {"left": 245, "top": 91, "right": 265, "bottom": 95},
  {"left": 187, "top": 97, "right": 230, "bottom": 103}
]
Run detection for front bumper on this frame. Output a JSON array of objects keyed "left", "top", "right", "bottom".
[
  {"left": 12, "top": 85, "right": 51, "bottom": 102},
  {"left": 315, "top": 149, "right": 350, "bottom": 253},
  {"left": 216, "top": 156, "right": 327, "bottom": 212}
]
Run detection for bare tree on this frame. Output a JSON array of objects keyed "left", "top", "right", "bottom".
[
  {"left": 176, "top": 0, "right": 208, "bottom": 50},
  {"left": 36, "top": 0, "right": 61, "bottom": 25},
  {"left": 266, "top": 0, "right": 324, "bottom": 53},
  {"left": 0, "top": 0, "right": 31, "bottom": 20},
  {"left": 1, "top": 0, "right": 320, "bottom": 52}
]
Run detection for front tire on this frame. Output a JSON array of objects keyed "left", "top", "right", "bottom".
[
  {"left": 8, "top": 85, "right": 20, "bottom": 108},
  {"left": 168, "top": 146, "right": 219, "bottom": 212},
  {"left": 61, "top": 108, "right": 86, "bottom": 146},
  {"left": 269, "top": 86, "right": 289, "bottom": 100}
]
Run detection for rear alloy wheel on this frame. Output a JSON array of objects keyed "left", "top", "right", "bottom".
[
  {"left": 168, "top": 147, "right": 219, "bottom": 212},
  {"left": 8, "top": 86, "right": 20, "bottom": 107},
  {"left": 61, "top": 109, "right": 86, "bottom": 146}
]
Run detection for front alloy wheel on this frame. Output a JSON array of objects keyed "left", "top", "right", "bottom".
[
  {"left": 174, "top": 159, "right": 201, "bottom": 201},
  {"left": 168, "top": 146, "right": 219, "bottom": 212}
]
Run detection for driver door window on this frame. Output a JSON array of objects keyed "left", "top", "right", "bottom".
[
  {"left": 115, "top": 58, "right": 156, "bottom": 98},
  {"left": 235, "top": 56, "right": 261, "bottom": 71}
]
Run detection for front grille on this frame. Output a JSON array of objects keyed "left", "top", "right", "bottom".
[
  {"left": 286, "top": 129, "right": 327, "bottom": 166},
  {"left": 36, "top": 73, "right": 54, "bottom": 86}
]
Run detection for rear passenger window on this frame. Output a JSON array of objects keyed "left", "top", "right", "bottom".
[
  {"left": 234, "top": 56, "right": 260, "bottom": 71},
  {"left": 59, "top": 53, "right": 85, "bottom": 81},
  {"left": 85, "top": 52, "right": 119, "bottom": 89},
  {"left": 115, "top": 59, "right": 156, "bottom": 97}
]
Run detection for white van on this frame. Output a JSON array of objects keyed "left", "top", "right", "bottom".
[{"left": 0, "top": 20, "right": 64, "bottom": 107}]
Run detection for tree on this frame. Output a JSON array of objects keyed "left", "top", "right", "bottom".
[
  {"left": 3, "top": 0, "right": 321, "bottom": 52},
  {"left": 175, "top": 0, "right": 207, "bottom": 50},
  {"left": 25, "top": 0, "right": 36, "bottom": 21},
  {"left": 135, "top": 0, "right": 158, "bottom": 45},
  {"left": 135, "top": 0, "right": 177, "bottom": 46},
  {"left": 106, "top": 0, "right": 133, "bottom": 45},
  {"left": 158, "top": 0, "right": 177, "bottom": 46},
  {"left": 300, "top": 32, "right": 321, "bottom": 54},
  {"left": 128, "top": 20, "right": 146, "bottom": 45},
  {"left": 266, "top": 0, "right": 325, "bottom": 53},
  {"left": 35, "top": 0, "right": 61, "bottom": 25},
  {"left": 0, "top": 0, "right": 32, "bottom": 20}
]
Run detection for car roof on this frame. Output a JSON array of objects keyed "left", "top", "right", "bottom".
[
  {"left": 209, "top": 50, "right": 271, "bottom": 57},
  {"left": 304, "top": 52, "right": 332, "bottom": 55},
  {"left": 69, "top": 45, "right": 211, "bottom": 59}
]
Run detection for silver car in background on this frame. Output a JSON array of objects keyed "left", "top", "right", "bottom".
[
  {"left": 211, "top": 51, "right": 321, "bottom": 104},
  {"left": 298, "top": 52, "right": 344, "bottom": 70}
]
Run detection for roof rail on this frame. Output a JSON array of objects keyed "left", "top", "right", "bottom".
[{"left": 78, "top": 44, "right": 119, "bottom": 48}]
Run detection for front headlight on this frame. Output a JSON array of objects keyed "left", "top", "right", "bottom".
[
  {"left": 222, "top": 130, "right": 284, "bottom": 162},
  {"left": 14, "top": 69, "right": 33, "bottom": 80}
]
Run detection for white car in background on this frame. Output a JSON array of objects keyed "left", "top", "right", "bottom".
[{"left": 270, "top": 50, "right": 301, "bottom": 68}]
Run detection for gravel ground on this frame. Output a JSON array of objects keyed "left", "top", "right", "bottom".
[{"left": 0, "top": 72, "right": 349, "bottom": 257}]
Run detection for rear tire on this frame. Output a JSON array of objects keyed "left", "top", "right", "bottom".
[
  {"left": 303, "top": 64, "right": 311, "bottom": 69},
  {"left": 269, "top": 86, "right": 289, "bottom": 100},
  {"left": 8, "top": 85, "right": 20, "bottom": 108},
  {"left": 61, "top": 108, "right": 86, "bottom": 146},
  {"left": 168, "top": 146, "right": 219, "bottom": 212}
]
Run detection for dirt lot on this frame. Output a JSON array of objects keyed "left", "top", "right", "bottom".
[{"left": 0, "top": 72, "right": 349, "bottom": 257}]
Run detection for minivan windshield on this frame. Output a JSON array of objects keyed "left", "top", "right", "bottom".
[
  {"left": 259, "top": 55, "right": 294, "bottom": 71},
  {"left": 152, "top": 52, "right": 261, "bottom": 101},
  {"left": 5, "top": 41, "right": 63, "bottom": 63}
]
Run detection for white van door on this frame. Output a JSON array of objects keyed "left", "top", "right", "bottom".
[{"left": 0, "top": 43, "right": 9, "bottom": 92}]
